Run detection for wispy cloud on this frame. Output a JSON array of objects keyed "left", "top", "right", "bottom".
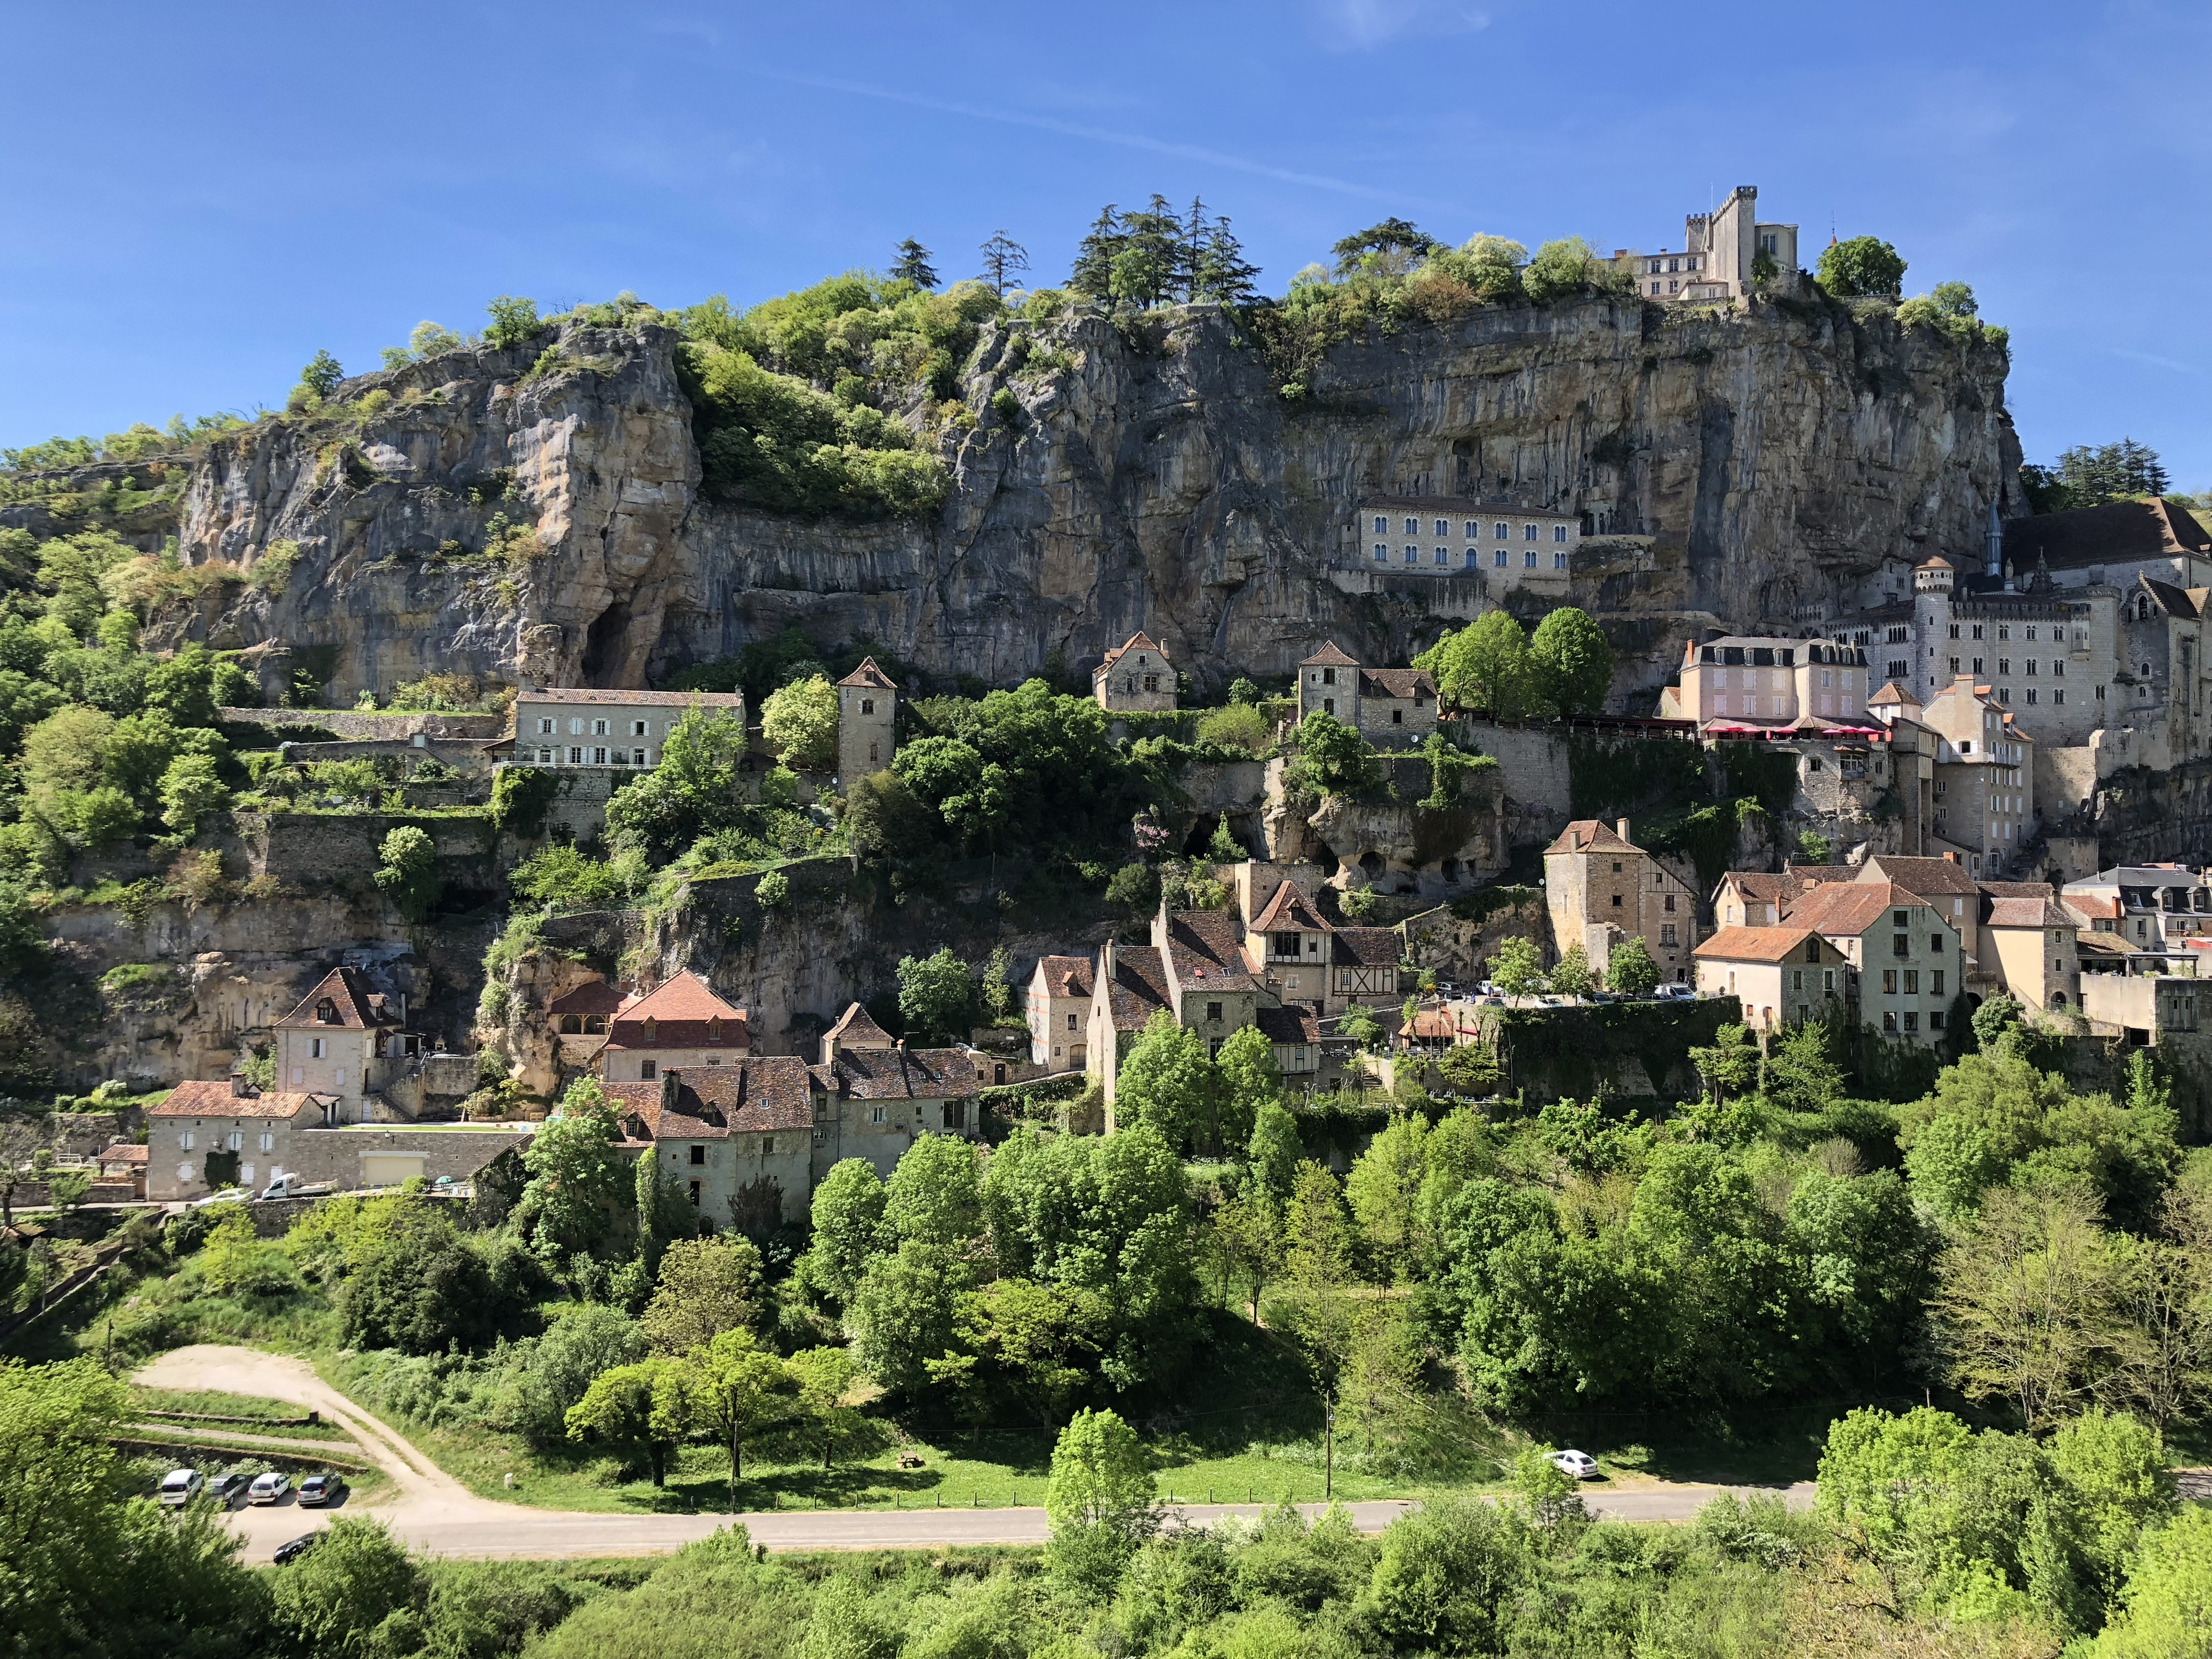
[
  {"left": 2111, "top": 347, "right": 2204, "bottom": 378},
  {"left": 1311, "top": 0, "right": 1491, "bottom": 51},
  {"left": 755, "top": 69, "right": 1458, "bottom": 211},
  {"left": 647, "top": 16, "right": 721, "bottom": 48}
]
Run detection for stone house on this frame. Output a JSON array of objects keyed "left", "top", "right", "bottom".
[
  {"left": 549, "top": 980, "right": 623, "bottom": 1076},
  {"left": 1353, "top": 497, "right": 1581, "bottom": 578},
  {"left": 1256, "top": 1003, "right": 1326, "bottom": 1081},
  {"left": 507, "top": 686, "right": 747, "bottom": 771},
  {"left": 1093, "top": 634, "right": 1176, "bottom": 713},
  {"left": 596, "top": 972, "right": 750, "bottom": 1083},
  {"left": 274, "top": 966, "right": 429, "bottom": 1124},
  {"left": 1024, "top": 955, "right": 1094, "bottom": 1071},
  {"left": 2063, "top": 864, "right": 2212, "bottom": 952},
  {"left": 607, "top": 1061, "right": 816, "bottom": 1232},
  {"left": 1855, "top": 853, "right": 1983, "bottom": 936},
  {"left": 1658, "top": 635, "right": 1869, "bottom": 727},
  {"left": 1691, "top": 926, "right": 1846, "bottom": 1032},
  {"left": 1296, "top": 643, "right": 1437, "bottom": 748},
  {"left": 1973, "top": 884, "right": 2083, "bottom": 1016},
  {"left": 1086, "top": 941, "right": 1175, "bottom": 1113},
  {"left": 836, "top": 658, "right": 899, "bottom": 786},
  {"left": 146, "top": 1078, "right": 337, "bottom": 1202},
  {"left": 1889, "top": 676, "right": 2037, "bottom": 875},
  {"left": 1713, "top": 872, "right": 1794, "bottom": 930},
  {"left": 1542, "top": 819, "right": 1699, "bottom": 983},
  {"left": 1241, "top": 880, "right": 1333, "bottom": 1011},
  {"left": 808, "top": 1004, "right": 987, "bottom": 1179},
  {"left": 1783, "top": 881, "right": 1961, "bottom": 1046}
]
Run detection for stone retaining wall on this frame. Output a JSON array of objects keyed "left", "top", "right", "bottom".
[{"left": 220, "top": 707, "right": 508, "bottom": 741}]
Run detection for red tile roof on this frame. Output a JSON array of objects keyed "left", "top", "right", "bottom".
[
  {"left": 1250, "top": 881, "right": 1329, "bottom": 934},
  {"left": 836, "top": 656, "right": 899, "bottom": 691},
  {"left": 1858, "top": 855, "right": 1983, "bottom": 900},
  {"left": 1984, "top": 896, "right": 2076, "bottom": 930},
  {"left": 1787, "top": 881, "right": 1930, "bottom": 937},
  {"left": 1029, "top": 956, "right": 1095, "bottom": 999},
  {"left": 1693, "top": 925, "right": 1825, "bottom": 964},
  {"left": 100, "top": 1141, "right": 148, "bottom": 1165},
  {"left": 549, "top": 981, "right": 625, "bottom": 1018},
  {"left": 276, "top": 966, "right": 405, "bottom": 1031},
  {"left": 825, "top": 1002, "right": 895, "bottom": 1048},
  {"left": 1166, "top": 910, "right": 1259, "bottom": 991},
  {"left": 150, "top": 1079, "right": 333, "bottom": 1120},
  {"left": 1300, "top": 641, "right": 1360, "bottom": 667},
  {"left": 1099, "top": 633, "right": 1170, "bottom": 672},
  {"left": 1359, "top": 667, "right": 1434, "bottom": 701},
  {"left": 606, "top": 971, "right": 749, "bottom": 1052},
  {"left": 1545, "top": 820, "right": 1636, "bottom": 855}
]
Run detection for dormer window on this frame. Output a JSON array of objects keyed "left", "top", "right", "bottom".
[
  {"left": 316, "top": 999, "right": 339, "bottom": 1024},
  {"left": 708, "top": 1018, "right": 722, "bottom": 1043},
  {"left": 643, "top": 1019, "right": 657, "bottom": 1042}
]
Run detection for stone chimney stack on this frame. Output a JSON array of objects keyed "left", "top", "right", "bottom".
[
  {"left": 1616, "top": 818, "right": 1631, "bottom": 844},
  {"left": 660, "top": 1070, "right": 679, "bottom": 1114}
]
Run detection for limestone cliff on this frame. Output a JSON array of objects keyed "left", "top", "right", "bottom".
[{"left": 154, "top": 294, "right": 2018, "bottom": 703}]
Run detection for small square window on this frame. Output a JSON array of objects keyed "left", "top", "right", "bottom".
[{"left": 689, "top": 1144, "right": 706, "bottom": 1166}]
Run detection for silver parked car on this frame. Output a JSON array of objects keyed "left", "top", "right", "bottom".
[{"left": 1548, "top": 1449, "right": 1600, "bottom": 1480}]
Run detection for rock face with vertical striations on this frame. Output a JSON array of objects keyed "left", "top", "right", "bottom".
[{"left": 153, "top": 291, "right": 2019, "bottom": 707}]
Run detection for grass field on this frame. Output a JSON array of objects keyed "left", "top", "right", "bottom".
[{"left": 130, "top": 1385, "right": 341, "bottom": 1441}]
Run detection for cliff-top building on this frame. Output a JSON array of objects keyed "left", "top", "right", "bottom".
[
  {"left": 1657, "top": 635, "right": 1871, "bottom": 727},
  {"left": 1296, "top": 643, "right": 1438, "bottom": 748},
  {"left": 510, "top": 686, "right": 747, "bottom": 770},
  {"left": 1354, "top": 497, "right": 1581, "bottom": 577},
  {"left": 1607, "top": 185, "right": 1798, "bottom": 302}
]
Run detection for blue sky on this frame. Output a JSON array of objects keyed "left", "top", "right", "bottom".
[{"left": 4, "top": 0, "right": 2205, "bottom": 484}]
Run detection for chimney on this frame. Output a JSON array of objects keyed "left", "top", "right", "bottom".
[
  {"left": 661, "top": 1069, "right": 679, "bottom": 1114},
  {"left": 1616, "top": 818, "right": 1631, "bottom": 844},
  {"left": 229, "top": 1070, "right": 254, "bottom": 1099},
  {"left": 1944, "top": 851, "right": 1960, "bottom": 864}
]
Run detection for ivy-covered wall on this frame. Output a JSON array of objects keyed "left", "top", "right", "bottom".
[{"left": 1472, "top": 997, "right": 1744, "bottom": 1103}]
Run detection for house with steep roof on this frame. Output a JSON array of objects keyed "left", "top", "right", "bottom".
[
  {"left": 1296, "top": 642, "right": 1436, "bottom": 747},
  {"left": 607, "top": 1061, "right": 816, "bottom": 1230},
  {"left": 1094, "top": 633, "right": 1176, "bottom": 713},
  {"left": 146, "top": 1076, "right": 340, "bottom": 1202},
  {"left": 811, "top": 1004, "right": 987, "bottom": 1177},
  {"left": 1256, "top": 1003, "right": 1326, "bottom": 1079},
  {"left": 273, "top": 966, "right": 427, "bottom": 1124},
  {"left": 1024, "top": 955, "right": 1094, "bottom": 1071},
  {"left": 1973, "top": 883, "right": 2081, "bottom": 1014},
  {"left": 2062, "top": 864, "right": 2212, "bottom": 952},
  {"left": 597, "top": 971, "right": 750, "bottom": 1082},
  {"left": 1543, "top": 818, "right": 1698, "bottom": 983},
  {"left": 1784, "top": 880, "right": 1960, "bottom": 1045},
  {"left": 1713, "top": 872, "right": 1794, "bottom": 930},
  {"left": 1084, "top": 941, "right": 1175, "bottom": 1112},
  {"left": 1855, "top": 853, "right": 1984, "bottom": 932},
  {"left": 1241, "top": 880, "right": 1333, "bottom": 1009},
  {"left": 836, "top": 657, "right": 899, "bottom": 785},
  {"left": 1691, "top": 926, "right": 1846, "bottom": 1032}
]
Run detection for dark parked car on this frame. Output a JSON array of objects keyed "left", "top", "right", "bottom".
[
  {"left": 209, "top": 1472, "right": 251, "bottom": 1507},
  {"left": 298, "top": 1473, "right": 347, "bottom": 1507},
  {"left": 272, "top": 1533, "right": 320, "bottom": 1566}
]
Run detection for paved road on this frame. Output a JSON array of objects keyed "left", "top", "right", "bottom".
[{"left": 135, "top": 1346, "right": 1815, "bottom": 1564}]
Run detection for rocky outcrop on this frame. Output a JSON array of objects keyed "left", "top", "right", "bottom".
[{"left": 154, "top": 294, "right": 2018, "bottom": 705}]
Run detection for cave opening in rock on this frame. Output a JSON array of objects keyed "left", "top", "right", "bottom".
[{"left": 580, "top": 602, "right": 632, "bottom": 685}]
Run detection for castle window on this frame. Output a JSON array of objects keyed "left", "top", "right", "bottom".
[
  {"left": 1434, "top": 547, "right": 1448, "bottom": 565},
  {"left": 1524, "top": 523, "right": 1538, "bottom": 541},
  {"left": 1972, "top": 625, "right": 1984, "bottom": 639},
  {"left": 1495, "top": 549, "right": 1509, "bottom": 567},
  {"left": 1494, "top": 521, "right": 1509, "bottom": 539},
  {"left": 1404, "top": 517, "right": 1418, "bottom": 535},
  {"left": 1434, "top": 519, "right": 1449, "bottom": 536},
  {"left": 1554, "top": 552, "right": 1567, "bottom": 569},
  {"left": 1404, "top": 546, "right": 1418, "bottom": 563},
  {"left": 2053, "top": 690, "right": 2065, "bottom": 705},
  {"left": 1464, "top": 520, "right": 1479, "bottom": 539},
  {"left": 1373, "top": 515, "right": 1387, "bottom": 534},
  {"left": 2025, "top": 626, "right": 2037, "bottom": 640},
  {"left": 861, "top": 698, "right": 874, "bottom": 714},
  {"left": 1465, "top": 551, "right": 1479, "bottom": 570},
  {"left": 1374, "top": 544, "right": 1388, "bottom": 562},
  {"left": 1554, "top": 524, "right": 1567, "bottom": 541}
]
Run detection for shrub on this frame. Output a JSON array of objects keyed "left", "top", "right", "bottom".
[
  {"left": 989, "top": 388, "right": 1022, "bottom": 425},
  {"left": 754, "top": 869, "right": 789, "bottom": 909},
  {"left": 1815, "top": 236, "right": 1906, "bottom": 298},
  {"left": 1194, "top": 702, "right": 1267, "bottom": 754},
  {"left": 484, "top": 295, "right": 542, "bottom": 350},
  {"left": 490, "top": 765, "right": 558, "bottom": 838},
  {"left": 760, "top": 675, "right": 838, "bottom": 771},
  {"left": 374, "top": 825, "right": 441, "bottom": 921}
]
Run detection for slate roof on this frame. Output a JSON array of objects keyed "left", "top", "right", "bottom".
[
  {"left": 605, "top": 971, "right": 748, "bottom": 1052},
  {"left": 1029, "top": 955, "right": 1095, "bottom": 1000},
  {"left": 825, "top": 1002, "right": 896, "bottom": 1048},
  {"left": 1301, "top": 641, "right": 1360, "bottom": 668},
  {"left": 1858, "top": 855, "right": 1984, "bottom": 900},
  {"left": 1102, "top": 947, "right": 1172, "bottom": 1031},
  {"left": 2140, "top": 577, "right": 2206, "bottom": 620},
  {"left": 276, "top": 966, "right": 405, "bottom": 1031},
  {"left": 150, "top": 1079, "right": 333, "bottom": 1120},
  {"left": 1359, "top": 668, "right": 1434, "bottom": 701},
  {"left": 1788, "top": 880, "right": 1928, "bottom": 937},
  {"left": 1250, "top": 880, "right": 1329, "bottom": 934},
  {"left": 1545, "top": 820, "right": 1636, "bottom": 855},
  {"left": 1332, "top": 927, "right": 1404, "bottom": 968},
  {"left": 1166, "top": 910, "right": 1260, "bottom": 991},
  {"left": 519, "top": 686, "right": 746, "bottom": 707},
  {"left": 1256, "top": 1004, "right": 1323, "bottom": 1045},
  {"left": 1693, "top": 925, "right": 1824, "bottom": 964},
  {"left": 2000, "top": 498, "right": 2212, "bottom": 572},
  {"left": 1360, "top": 494, "right": 1576, "bottom": 518},
  {"left": 836, "top": 657, "right": 899, "bottom": 691},
  {"left": 823, "top": 1045, "right": 984, "bottom": 1101}
]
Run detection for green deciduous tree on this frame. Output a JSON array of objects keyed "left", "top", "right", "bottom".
[
  {"left": 564, "top": 1356, "right": 698, "bottom": 1486},
  {"left": 270, "top": 1516, "right": 424, "bottom": 1659},
  {"left": 799, "top": 1158, "right": 889, "bottom": 1304},
  {"left": 1214, "top": 1024, "right": 1280, "bottom": 1147},
  {"left": 1489, "top": 936, "right": 1546, "bottom": 999},
  {"left": 788, "top": 1345, "right": 864, "bottom": 1470},
  {"left": 1547, "top": 943, "right": 1596, "bottom": 1000},
  {"left": 760, "top": 674, "right": 838, "bottom": 772},
  {"left": 157, "top": 752, "right": 229, "bottom": 834},
  {"left": 687, "top": 1329, "right": 795, "bottom": 1495},
  {"left": 1689, "top": 1022, "right": 1760, "bottom": 1102},
  {"left": 1527, "top": 606, "right": 1615, "bottom": 714},
  {"left": 641, "top": 1235, "right": 762, "bottom": 1354},
  {"left": 1114, "top": 1009, "right": 1225, "bottom": 1151},
  {"left": 1521, "top": 236, "right": 1601, "bottom": 302},
  {"left": 1428, "top": 610, "right": 1532, "bottom": 716},
  {"left": 520, "top": 1077, "right": 630, "bottom": 1262},
  {"left": 374, "top": 825, "right": 441, "bottom": 921},
  {"left": 484, "top": 296, "right": 541, "bottom": 349},
  {"left": 1815, "top": 236, "right": 1907, "bottom": 298},
  {"left": 886, "top": 1132, "right": 982, "bottom": 1248},
  {"left": 896, "top": 946, "right": 973, "bottom": 1042},
  {"left": 1605, "top": 935, "right": 1659, "bottom": 995},
  {"left": 1045, "top": 1406, "right": 1157, "bottom": 1593},
  {"left": 847, "top": 1240, "right": 965, "bottom": 1395}
]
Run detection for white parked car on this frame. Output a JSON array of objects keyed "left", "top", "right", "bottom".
[
  {"left": 1548, "top": 1449, "right": 1600, "bottom": 1480},
  {"left": 248, "top": 1471, "right": 292, "bottom": 1505},
  {"left": 193, "top": 1187, "right": 249, "bottom": 1209},
  {"left": 158, "top": 1468, "right": 204, "bottom": 1507}
]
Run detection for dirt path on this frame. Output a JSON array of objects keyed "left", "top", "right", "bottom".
[{"left": 133, "top": 1345, "right": 1815, "bottom": 1563}]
